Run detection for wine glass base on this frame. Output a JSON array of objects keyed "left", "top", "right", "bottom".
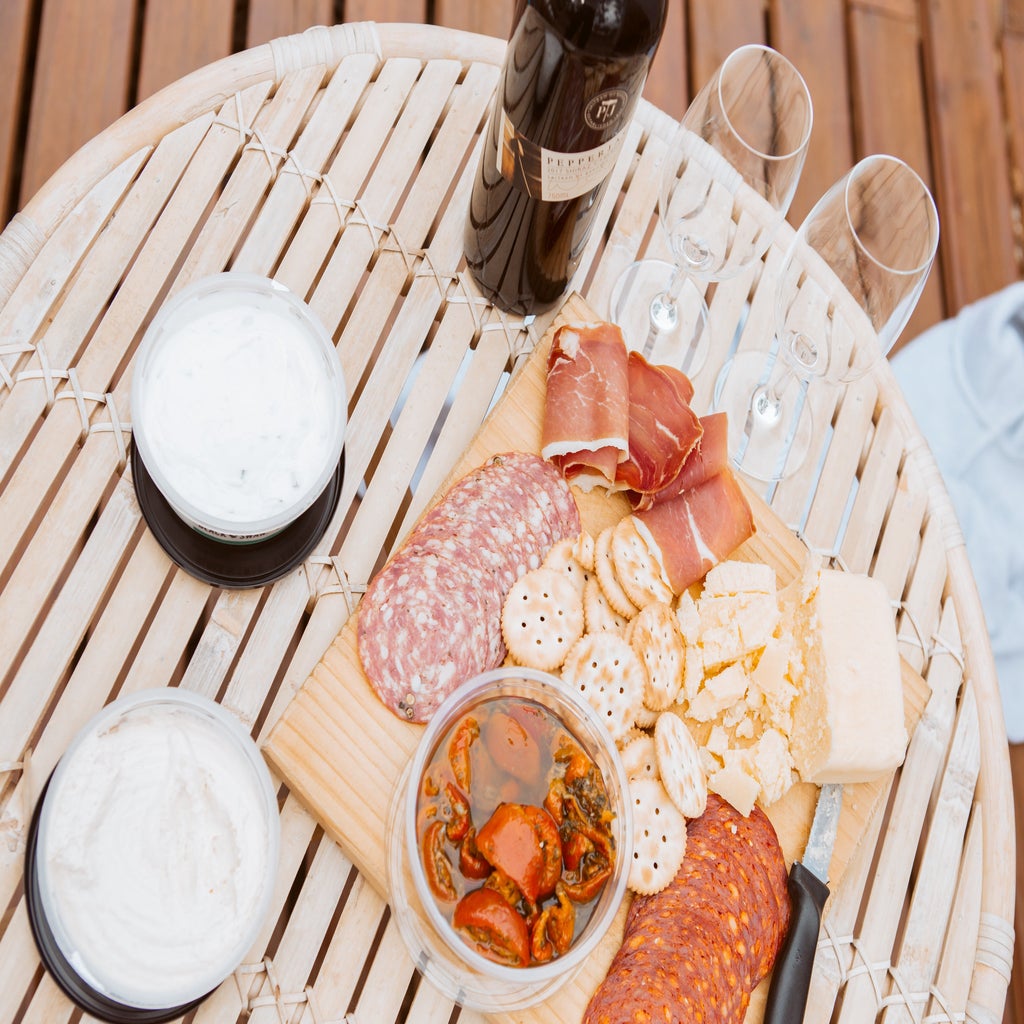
[
  {"left": 609, "top": 260, "right": 711, "bottom": 378},
  {"left": 712, "top": 350, "right": 815, "bottom": 483}
]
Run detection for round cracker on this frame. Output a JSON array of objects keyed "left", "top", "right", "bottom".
[
  {"left": 620, "top": 733, "right": 659, "bottom": 781},
  {"left": 630, "top": 601, "right": 685, "bottom": 711},
  {"left": 627, "top": 776, "right": 687, "bottom": 895},
  {"left": 654, "top": 710, "right": 708, "bottom": 819},
  {"left": 541, "top": 536, "right": 591, "bottom": 595},
  {"left": 583, "top": 575, "right": 630, "bottom": 634},
  {"left": 561, "top": 632, "right": 644, "bottom": 745},
  {"left": 594, "top": 525, "right": 639, "bottom": 620},
  {"left": 611, "top": 516, "right": 674, "bottom": 609},
  {"left": 575, "top": 531, "right": 596, "bottom": 572},
  {"left": 502, "top": 567, "right": 584, "bottom": 671}
]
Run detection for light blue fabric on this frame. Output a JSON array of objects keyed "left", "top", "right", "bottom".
[{"left": 891, "top": 282, "right": 1024, "bottom": 741}]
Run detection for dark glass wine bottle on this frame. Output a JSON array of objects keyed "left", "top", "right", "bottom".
[{"left": 465, "top": 0, "right": 668, "bottom": 315}]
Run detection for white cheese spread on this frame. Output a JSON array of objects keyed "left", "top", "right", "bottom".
[
  {"left": 135, "top": 291, "right": 343, "bottom": 529},
  {"left": 38, "top": 693, "right": 278, "bottom": 1009}
]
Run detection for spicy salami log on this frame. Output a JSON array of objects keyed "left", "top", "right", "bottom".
[
  {"left": 357, "top": 452, "right": 581, "bottom": 723},
  {"left": 583, "top": 793, "right": 790, "bottom": 1024}
]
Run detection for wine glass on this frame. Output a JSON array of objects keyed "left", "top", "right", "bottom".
[
  {"left": 713, "top": 154, "right": 940, "bottom": 482},
  {"left": 609, "top": 44, "right": 813, "bottom": 376}
]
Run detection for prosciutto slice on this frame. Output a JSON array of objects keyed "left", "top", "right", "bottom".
[
  {"left": 630, "top": 411, "right": 729, "bottom": 511},
  {"left": 614, "top": 352, "right": 703, "bottom": 496},
  {"left": 541, "top": 322, "right": 630, "bottom": 490},
  {"left": 633, "top": 469, "right": 755, "bottom": 593}
]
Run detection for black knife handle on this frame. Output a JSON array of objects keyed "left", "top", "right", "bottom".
[{"left": 763, "top": 861, "right": 831, "bottom": 1024}]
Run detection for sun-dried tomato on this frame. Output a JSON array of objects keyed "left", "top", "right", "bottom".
[{"left": 453, "top": 887, "right": 530, "bottom": 967}]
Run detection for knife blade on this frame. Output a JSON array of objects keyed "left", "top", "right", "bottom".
[{"left": 763, "top": 782, "right": 842, "bottom": 1024}]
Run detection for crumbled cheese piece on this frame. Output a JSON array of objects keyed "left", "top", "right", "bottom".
[
  {"left": 687, "top": 662, "right": 748, "bottom": 721},
  {"left": 703, "top": 560, "right": 777, "bottom": 598},
  {"left": 707, "top": 762, "right": 760, "bottom": 817}
]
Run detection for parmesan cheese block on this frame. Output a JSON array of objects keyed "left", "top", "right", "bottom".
[{"left": 789, "top": 570, "right": 908, "bottom": 784}]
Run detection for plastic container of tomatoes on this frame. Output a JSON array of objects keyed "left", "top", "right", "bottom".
[{"left": 385, "top": 666, "right": 632, "bottom": 1011}]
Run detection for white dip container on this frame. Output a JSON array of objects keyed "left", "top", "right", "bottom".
[
  {"left": 33, "top": 689, "right": 280, "bottom": 1013},
  {"left": 131, "top": 273, "right": 346, "bottom": 542}
]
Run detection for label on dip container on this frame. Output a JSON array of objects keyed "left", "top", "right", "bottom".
[{"left": 37, "top": 692, "right": 278, "bottom": 1010}]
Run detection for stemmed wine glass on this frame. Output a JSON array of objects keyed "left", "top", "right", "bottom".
[
  {"left": 609, "top": 44, "right": 813, "bottom": 376},
  {"left": 713, "top": 154, "right": 940, "bottom": 482}
]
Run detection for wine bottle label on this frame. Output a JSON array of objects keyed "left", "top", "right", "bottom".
[{"left": 497, "top": 107, "right": 626, "bottom": 202}]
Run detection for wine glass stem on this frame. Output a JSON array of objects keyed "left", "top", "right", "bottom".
[
  {"left": 752, "top": 364, "right": 795, "bottom": 425},
  {"left": 649, "top": 264, "right": 688, "bottom": 332}
]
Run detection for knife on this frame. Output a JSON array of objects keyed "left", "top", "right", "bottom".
[{"left": 763, "top": 781, "right": 842, "bottom": 1024}]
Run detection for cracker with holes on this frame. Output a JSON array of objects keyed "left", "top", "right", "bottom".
[
  {"left": 621, "top": 732, "right": 659, "bottom": 781},
  {"left": 655, "top": 710, "right": 708, "bottom": 819},
  {"left": 561, "top": 632, "right": 644, "bottom": 745},
  {"left": 583, "top": 576, "right": 631, "bottom": 634},
  {"left": 594, "top": 525, "right": 639, "bottom": 620},
  {"left": 630, "top": 600, "right": 685, "bottom": 711},
  {"left": 627, "top": 776, "right": 688, "bottom": 895},
  {"left": 542, "top": 537, "right": 591, "bottom": 596},
  {"left": 611, "top": 516, "right": 674, "bottom": 609},
  {"left": 575, "top": 530, "right": 596, "bottom": 572},
  {"left": 501, "top": 567, "right": 584, "bottom": 671}
]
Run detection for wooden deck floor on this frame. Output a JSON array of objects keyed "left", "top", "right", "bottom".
[{"left": 1, "top": 0, "right": 1023, "bottom": 1020}]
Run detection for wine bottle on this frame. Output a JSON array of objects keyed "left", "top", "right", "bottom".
[{"left": 465, "top": 0, "right": 669, "bottom": 315}]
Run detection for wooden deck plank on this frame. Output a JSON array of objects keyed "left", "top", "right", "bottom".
[
  {"left": 1003, "top": 8, "right": 1024, "bottom": 275},
  {"left": 0, "top": 0, "right": 33, "bottom": 215},
  {"left": 770, "top": 0, "right": 854, "bottom": 224},
  {"left": 343, "top": 0, "right": 429, "bottom": 22},
  {"left": 136, "top": 0, "right": 234, "bottom": 102},
  {"left": 921, "top": 0, "right": 1018, "bottom": 307},
  {"left": 644, "top": 0, "right": 688, "bottom": 118},
  {"left": 246, "top": 0, "right": 334, "bottom": 46},
  {"left": 17, "top": 0, "right": 137, "bottom": 209},
  {"left": 688, "top": 0, "right": 766, "bottom": 88},
  {"left": 847, "top": 0, "right": 946, "bottom": 339},
  {"left": 433, "top": 0, "right": 513, "bottom": 37}
]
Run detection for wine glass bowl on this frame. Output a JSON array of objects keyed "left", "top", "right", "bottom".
[
  {"left": 610, "top": 43, "right": 813, "bottom": 374},
  {"left": 715, "top": 154, "right": 940, "bottom": 482}
]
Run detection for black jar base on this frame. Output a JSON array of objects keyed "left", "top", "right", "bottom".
[{"left": 131, "top": 442, "right": 345, "bottom": 589}]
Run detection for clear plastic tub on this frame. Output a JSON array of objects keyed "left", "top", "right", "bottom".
[
  {"left": 130, "top": 273, "right": 346, "bottom": 542},
  {"left": 31, "top": 689, "right": 280, "bottom": 1015},
  {"left": 386, "top": 667, "right": 632, "bottom": 1012}
]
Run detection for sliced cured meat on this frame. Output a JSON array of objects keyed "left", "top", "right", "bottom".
[
  {"left": 357, "top": 452, "right": 580, "bottom": 723},
  {"left": 583, "top": 793, "right": 789, "bottom": 1024},
  {"left": 356, "top": 550, "right": 502, "bottom": 724},
  {"left": 630, "top": 411, "right": 729, "bottom": 512},
  {"left": 632, "top": 469, "right": 755, "bottom": 594},
  {"left": 613, "top": 352, "right": 703, "bottom": 497},
  {"left": 541, "top": 322, "right": 630, "bottom": 490}
]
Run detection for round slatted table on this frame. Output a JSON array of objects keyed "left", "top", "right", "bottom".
[{"left": 0, "top": 22, "right": 1013, "bottom": 1024}]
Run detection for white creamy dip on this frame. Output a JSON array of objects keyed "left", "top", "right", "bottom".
[
  {"left": 39, "top": 693, "right": 278, "bottom": 1009},
  {"left": 135, "top": 291, "right": 343, "bottom": 529}
]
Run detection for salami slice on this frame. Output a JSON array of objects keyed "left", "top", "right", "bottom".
[
  {"left": 357, "top": 452, "right": 580, "bottom": 722},
  {"left": 584, "top": 793, "right": 789, "bottom": 1024}
]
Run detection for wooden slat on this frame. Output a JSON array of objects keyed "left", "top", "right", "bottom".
[
  {"left": 770, "top": 0, "right": 854, "bottom": 225},
  {"left": 136, "top": 0, "right": 234, "bottom": 101},
  {"left": 433, "top": 0, "right": 513, "bottom": 37},
  {"left": 688, "top": 0, "right": 766, "bottom": 88},
  {"left": 17, "top": 0, "right": 136, "bottom": 207},
  {"left": 921, "top": 0, "right": 1018, "bottom": 308},
  {"left": 246, "top": 0, "right": 334, "bottom": 47},
  {"left": 643, "top": 0, "right": 688, "bottom": 118},
  {"left": 1007, "top": 740, "right": 1024, "bottom": 1024},
  {"left": 344, "top": 0, "right": 428, "bottom": 21},
  {"left": 0, "top": 0, "right": 33, "bottom": 221},
  {"left": 847, "top": 0, "right": 946, "bottom": 342},
  {"left": 1003, "top": 8, "right": 1024, "bottom": 277}
]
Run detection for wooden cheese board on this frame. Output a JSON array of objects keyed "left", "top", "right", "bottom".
[{"left": 263, "top": 293, "right": 929, "bottom": 1024}]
